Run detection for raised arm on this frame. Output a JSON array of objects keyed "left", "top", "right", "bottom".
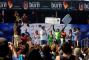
[
  {"left": 53, "top": 25, "right": 55, "bottom": 31},
  {"left": 60, "top": 24, "right": 67, "bottom": 32}
]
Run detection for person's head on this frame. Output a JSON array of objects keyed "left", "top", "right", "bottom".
[
  {"left": 24, "top": 1, "right": 28, "bottom": 6},
  {"left": 69, "top": 29, "right": 72, "bottom": 33},
  {"left": 73, "top": 28, "right": 77, "bottom": 32},
  {"left": 41, "top": 26, "right": 45, "bottom": 30},
  {"left": 69, "top": 29, "right": 72, "bottom": 32},
  {"left": 35, "top": 30, "right": 39, "bottom": 35},
  {"left": 79, "top": 2, "right": 84, "bottom": 11},
  {"left": 21, "top": 33, "right": 25, "bottom": 37},
  {"left": 42, "top": 45, "right": 51, "bottom": 53},
  {"left": 76, "top": 28, "right": 80, "bottom": 32},
  {"left": 61, "top": 42, "right": 72, "bottom": 55},
  {"left": 42, "top": 45, "right": 52, "bottom": 60},
  {"left": 0, "top": 38, "right": 9, "bottom": 57},
  {"left": 83, "top": 48, "right": 89, "bottom": 55},
  {"left": 21, "top": 33, "right": 28, "bottom": 42},
  {"left": 73, "top": 48, "right": 81, "bottom": 56},
  {"left": 18, "top": 42, "right": 25, "bottom": 50},
  {"left": 56, "top": 29, "right": 60, "bottom": 32},
  {"left": 63, "top": 1, "right": 69, "bottom": 9},
  {"left": 7, "top": 0, "right": 13, "bottom": 8},
  {"left": 49, "top": 30, "right": 52, "bottom": 35},
  {"left": 18, "top": 41, "right": 29, "bottom": 54},
  {"left": 26, "top": 48, "right": 42, "bottom": 60}
]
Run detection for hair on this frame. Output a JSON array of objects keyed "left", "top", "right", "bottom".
[
  {"left": 42, "top": 45, "right": 52, "bottom": 60},
  {"left": 21, "top": 33, "right": 25, "bottom": 36},
  {"left": 73, "top": 28, "right": 77, "bottom": 31},
  {"left": 76, "top": 27, "right": 80, "bottom": 31},
  {"left": 51, "top": 44, "right": 56, "bottom": 52},
  {"left": 35, "top": 30, "right": 38, "bottom": 33},
  {"left": 56, "top": 29, "right": 60, "bottom": 32},
  {"left": 61, "top": 42, "right": 72, "bottom": 54},
  {"left": 69, "top": 29, "right": 72, "bottom": 32},
  {"left": 42, "top": 45, "right": 51, "bottom": 53},
  {"left": 25, "top": 48, "right": 42, "bottom": 60},
  {"left": 73, "top": 48, "right": 81, "bottom": 56}
]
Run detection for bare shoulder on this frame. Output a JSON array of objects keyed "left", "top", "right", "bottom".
[{"left": 56, "top": 56, "right": 60, "bottom": 60}]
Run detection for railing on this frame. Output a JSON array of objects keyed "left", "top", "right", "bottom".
[{"left": 81, "top": 38, "right": 89, "bottom": 48}]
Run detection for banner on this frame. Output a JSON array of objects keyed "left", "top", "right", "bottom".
[
  {"left": 45, "top": 17, "right": 60, "bottom": 24},
  {"left": 20, "top": 24, "right": 72, "bottom": 41},
  {"left": 0, "top": 1, "right": 89, "bottom": 10}
]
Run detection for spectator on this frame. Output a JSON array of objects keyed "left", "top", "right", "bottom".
[
  {"left": 42, "top": 45, "right": 52, "bottom": 60},
  {"left": 72, "top": 28, "right": 78, "bottom": 47},
  {"left": 21, "top": 33, "right": 28, "bottom": 43},
  {"left": 14, "top": 23, "right": 20, "bottom": 48},
  {"left": 25, "top": 48, "right": 42, "bottom": 60},
  {"left": 56, "top": 42, "right": 79, "bottom": 60},
  {"left": 34, "top": 30, "right": 40, "bottom": 45},
  {"left": 39, "top": 26, "right": 47, "bottom": 45},
  {"left": 0, "top": 38, "right": 11, "bottom": 60},
  {"left": 48, "top": 30, "right": 54, "bottom": 46},
  {"left": 73, "top": 48, "right": 83, "bottom": 60},
  {"left": 68, "top": 29, "right": 73, "bottom": 47},
  {"left": 51, "top": 44, "right": 56, "bottom": 60},
  {"left": 60, "top": 29, "right": 66, "bottom": 45}
]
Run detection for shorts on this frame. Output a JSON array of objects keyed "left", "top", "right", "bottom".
[{"left": 40, "top": 40, "right": 47, "bottom": 45}]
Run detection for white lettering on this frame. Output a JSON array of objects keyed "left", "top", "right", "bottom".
[
  {"left": 0, "top": 2, "right": 7, "bottom": 8},
  {"left": 51, "top": 2, "right": 62, "bottom": 9},
  {"left": 29, "top": 2, "right": 40, "bottom": 8}
]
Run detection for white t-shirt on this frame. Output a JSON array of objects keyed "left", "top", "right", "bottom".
[
  {"left": 34, "top": 34, "right": 40, "bottom": 44},
  {"left": 40, "top": 29, "right": 47, "bottom": 41},
  {"left": 72, "top": 31, "right": 77, "bottom": 41},
  {"left": 20, "top": 24, "right": 30, "bottom": 34}
]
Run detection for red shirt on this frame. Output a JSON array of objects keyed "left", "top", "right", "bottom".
[{"left": 21, "top": 35, "right": 28, "bottom": 42}]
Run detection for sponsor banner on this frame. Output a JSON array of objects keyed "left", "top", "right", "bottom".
[
  {"left": 0, "top": 1, "right": 89, "bottom": 10},
  {"left": 45, "top": 17, "right": 60, "bottom": 24}
]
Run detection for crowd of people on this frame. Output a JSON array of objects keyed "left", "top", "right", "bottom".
[
  {"left": 14, "top": 23, "right": 82, "bottom": 47},
  {"left": 0, "top": 36, "right": 89, "bottom": 60},
  {"left": 0, "top": 1, "right": 89, "bottom": 60},
  {"left": 0, "top": 10, "right": 29, "bottom": 23},
  {"left": 0, "top": 23, "right": 87, "bottom": 60}
]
